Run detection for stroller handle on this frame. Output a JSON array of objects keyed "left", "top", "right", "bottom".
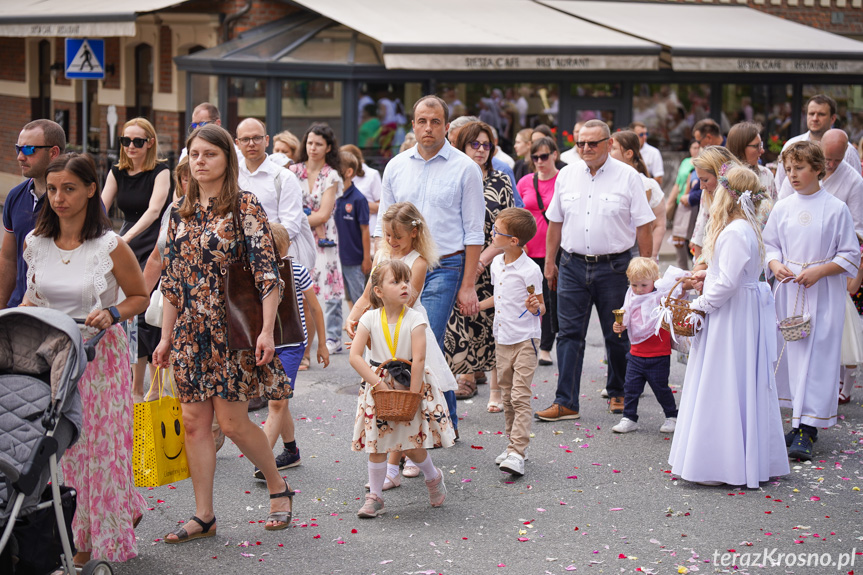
[{"left": 74, "top": 318, "right": 107, "bottom": 362}]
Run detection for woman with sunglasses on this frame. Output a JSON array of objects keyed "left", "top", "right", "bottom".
[
  {"left": 446, "top": 121, "right": 516, "bottom": 410},
  {"left": 101, "top": 117, "right": 173, "bottom": 402},
  {"left": 516, "top": 136, "right": 560, "bottom": 367}
]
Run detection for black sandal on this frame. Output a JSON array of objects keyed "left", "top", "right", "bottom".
[
  {"left": 265, "top": 479, "right": 295, "bottom": 531},
  {"left": 164, "top": 515, "right": 216, "bottom": 544}
]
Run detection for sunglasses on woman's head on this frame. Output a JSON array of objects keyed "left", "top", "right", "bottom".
[
  {"left": 531, "top": 153, "right": 550, "bottom": 162},
  {"left": 469, "top": 141, "right": 491, "bottom": 151},
  {"left": 119, "top": 137, "right": 150, "bottom": 149}
]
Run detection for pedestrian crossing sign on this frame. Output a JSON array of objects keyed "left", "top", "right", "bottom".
[{"left": 65, "top": 38, "right": 105, "bottom": 79}]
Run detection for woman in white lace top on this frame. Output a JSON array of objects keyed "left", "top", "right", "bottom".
[{"left": 22, "top": 153, "right": 149, "bottom": 564}]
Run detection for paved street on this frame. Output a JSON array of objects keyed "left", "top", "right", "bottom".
[{"left": 117, "top": 310, "right": 863, "bottom": 575}]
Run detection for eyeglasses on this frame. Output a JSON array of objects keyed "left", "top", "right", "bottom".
[
  {"left": 492, "top": 226, "right": 515, "bottom": 239},
  {"left": 469, "top": 141, "right": 491, "bottom": 151},
  {"left": 574, "top": 138, "right": 609, "bottom": 149},
  {"left": 636, "top": 132, "right": 649, "bottom": 138},
  {"left": 119, "top": 137, "right": 150, "bottom": 148},
  {"left": 237, "top": 135, "right": 265, "bottom": 145},
  {"left": 746, "top": 142, "right": 764, "bottom": 150},
  {"left": 531, "top": 153, "right": 551, "bottom": 162},
  {"left": 189, "top": 121, "right": 209, "bottom": 131},
  {"left": 15, "top": 144, "right": 53, "bottom": 156}
]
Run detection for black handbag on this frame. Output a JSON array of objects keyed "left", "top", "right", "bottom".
[{"left": 224, "top": 196, "right": 305, "bottom": 351}]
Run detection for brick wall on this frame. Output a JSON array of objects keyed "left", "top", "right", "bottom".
[
  {"left": 159, "top": 26, "right": 172, "bottom": 94},
  {"left": 154, "top": 109, "right": 184, "bottom": 161},
  {"left": 0, "top": 95, "right": 30, "bottom": 174},
  {"left": 53, "top": 100, "right": 78, "bottom": 147},
  {"left": 0, "top": 39, "right": 26, "bottom": 82},
  {"left": 53, "top": 40, "right": 70, "bottom": 87}
]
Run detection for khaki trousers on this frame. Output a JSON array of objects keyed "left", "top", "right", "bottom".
[{"left": 496, "top": 339, "right": 538, "bottom": 457}]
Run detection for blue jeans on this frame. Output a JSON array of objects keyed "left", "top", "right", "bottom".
[
  {"left": 623, "top": 353, "right": 677, "bottom": 422},
  {"left": 421, "top": 252, "right": 465, "bottom": 429},
  {"left": 324, "top": 298, "right": 343, "bottom": 343},
  {"left": 342, "top": 264, "right": 367, "bottom": 303},
  {"left": 554, "top": 250, "right": 631, "bottom": 411}
]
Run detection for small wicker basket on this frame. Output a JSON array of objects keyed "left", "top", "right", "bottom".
[
  {"left": 370, "top": 358, "right": 422, "bottom": 422},
  {"left": 659, "top": 277, "right": 705, "bottom": 338},
  {"left": 776, "top": 280, "right": 810, "bottom": 342}
]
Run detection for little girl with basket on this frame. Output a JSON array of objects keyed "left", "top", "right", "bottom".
[
  {"left": 349, "top": 259, "right": 455, "bottom": 518},
  {"left": 764, "top": 141, "right": 860, "bottom": 461},
  {"left": 669, "top": 164, "right": 789, "bottom": 488}
]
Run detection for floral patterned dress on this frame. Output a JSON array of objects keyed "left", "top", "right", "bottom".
[
  {"left": 161, "top": 192, "right": 291, "bottom": 402},
  {"left": 289, "top": 162, "right": 344, "bottom": 303},
  {"left": 444, "top": 170, "right": 515, "bottom": 374},
  {"left": 24, "top": 231, "right": 146, "bottom": 562}
]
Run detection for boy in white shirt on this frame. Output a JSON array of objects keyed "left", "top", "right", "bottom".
[{"left": 479, "top": 208, "right": 545, "bottom": 476}]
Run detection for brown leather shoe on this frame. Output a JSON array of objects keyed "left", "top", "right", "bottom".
[
  {"left": 534, "top": 403, "right": 580, "bottom": 422},
  {"left": 608, "top": 397, "right": 624, "bottom": 414}
]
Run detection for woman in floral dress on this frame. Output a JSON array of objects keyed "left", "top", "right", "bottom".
[
  {"left": 289, "top": 123, "right": 344, "bottom": 366},
  {"left": 444, "top": 121, "right": 516, "bottom": 405},
  {"left": 153, "top": 124, "right": 296, "bottom": 543},
  {"left": 22, "top": 153, "right": 149, "bottom": 564}
]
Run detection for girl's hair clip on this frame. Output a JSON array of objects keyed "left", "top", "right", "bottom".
[{"left": 411, "top": 219, "right": 420, "bottom": 227}]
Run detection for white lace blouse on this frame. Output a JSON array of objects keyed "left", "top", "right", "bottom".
[{"left": 23, "top": 231, "right": 120, "bottom": 329}]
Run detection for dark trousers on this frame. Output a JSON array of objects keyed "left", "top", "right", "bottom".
[
  {"left": 554, "top": 250, "right": 630, "bottom": 411},
  {"left": 622, "top": 353, "right": 678, "bottom": 422},
  {"left": 530, "top": 256, "right": 557, "bottom": 352}
]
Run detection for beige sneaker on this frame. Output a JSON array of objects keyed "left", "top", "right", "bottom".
[
  {"left": 357, "top": 494, "right": 385, "bottom": 518},
  {"left": 425, "top": 467, "right": 447, "bottom": 507}
]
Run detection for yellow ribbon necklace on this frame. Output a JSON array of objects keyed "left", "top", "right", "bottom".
[{"left": 381, "top": 305, "right": 405, "bottom": 359}]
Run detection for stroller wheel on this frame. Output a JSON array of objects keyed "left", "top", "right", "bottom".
[{"left": 80, "top": 560, "right": 113, "bottom": 575}]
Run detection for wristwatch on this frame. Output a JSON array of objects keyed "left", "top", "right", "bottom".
[{"left": 106, "top": 306, "right": 121, "bottom": 325}]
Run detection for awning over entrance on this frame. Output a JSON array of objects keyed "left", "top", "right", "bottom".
[
  {"left": 0, "top": 0, "right": 191, "bottom": 37},
  {"left": 541, "top": 0, "right": 863, "bottom": 75},
  {"left": 287, "top": 0, "right": 662, "bottom": 71}
]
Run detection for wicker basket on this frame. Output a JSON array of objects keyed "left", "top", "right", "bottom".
[
  {"left": 776, "top": 280, "right": 811, "bottom": 342},
  {"left": 659, "top": 277, "right": 705, "bottom": 338},
  {"left": 370, "top": 359, "right": 422, "bottom": 422}
]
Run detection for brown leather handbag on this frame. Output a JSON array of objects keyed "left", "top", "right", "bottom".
[{"left": 224, "top": 197, "right": 305, "bottom": 351}]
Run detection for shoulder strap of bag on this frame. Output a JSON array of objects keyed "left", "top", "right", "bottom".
[
  {"left": 533, "top": 173, "right": 549, "bottom": 224},
  {"left": 233, "top": 193, "right": 248, "bottom": 263}
]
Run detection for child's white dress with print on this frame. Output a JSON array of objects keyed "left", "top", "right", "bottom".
[
  {"left": 764, "top": 189, "right": 859, "bottom": 428},
  {"left": 669, "top": 220, "right": 789, "bottom": 488},
  {"left": 351, "top": 306, "right": 456, "bottom": 453}
]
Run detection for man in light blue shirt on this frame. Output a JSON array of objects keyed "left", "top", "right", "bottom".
[{"left": 377, "top": 96, "right": 485, "bottom": 435}]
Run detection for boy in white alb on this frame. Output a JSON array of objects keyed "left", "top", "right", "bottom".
[
  {"left": 764, "top": 141, "right": 860, "bottom": 461},
  {"left": 479, "top": 208, "right": 545, "bottom": 476}
]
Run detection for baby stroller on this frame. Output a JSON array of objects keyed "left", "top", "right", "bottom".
[{"left": 0, "top": 307, "right": 113, "bottom": 575}]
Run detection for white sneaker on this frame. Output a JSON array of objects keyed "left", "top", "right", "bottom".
[
  {"left": 496, "top": 450, "right": 528, "bottom": 465},
  {"left": 660, "top": 417, "right": 677, "bottom": 433},
  {"left": 601, "top": 388, "right": 609, "bottom": 398},
  {"left": 499, "top": 453, "right": 525, "bottom": 476},
  {"left": 326, "top": 338, "right": 342, "bottom": 354},
  {"left": 612, "top": 417, "right": 639, "bottom": 433}
]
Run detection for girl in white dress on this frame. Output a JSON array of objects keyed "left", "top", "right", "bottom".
[
  {"left": 346, "top": 202, "right": 457, "bottom": 487},
  {"left": 349, "top": 260, "right": 455, "bottom": 518},
  {"left": 764, "top": 141, "right": 860, "bottom": 461},
  {"left": 669, "top": 165, "right": 789, "bottom": 488}
]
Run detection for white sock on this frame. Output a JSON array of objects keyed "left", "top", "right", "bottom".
[
  {"left": 368, "top": 461, "right": 387, "bottom": 498},
  {"left": 386, "top": 463, "right": 400, "bottom": 480},
  {"left": 414, "top": 453, "right": 438, "bottom": 481}
]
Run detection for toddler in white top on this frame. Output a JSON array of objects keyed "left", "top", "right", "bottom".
[{"left": 479, "top": 208, "right": 545, "bottom": 476}]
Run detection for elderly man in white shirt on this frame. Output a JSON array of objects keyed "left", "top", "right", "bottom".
[
  {"left": 536, "top": 119, "right": 655, "bottom": 422},
  {"left": 235, "top": 118, "right": 314, "bottom": 271},
  {"left": 775, "top": 94, "right": 862, "bottom": 190},
  {"left": 377, "top": 95, "right": 485, "bottom": 436},
  {"left": 631, "top": 121, "right": 664, "bottom": 186}
]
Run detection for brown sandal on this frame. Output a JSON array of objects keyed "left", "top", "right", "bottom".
[
  {"left": 265, "top": 479, "right": 295, "bottom": 531},
  {"left": 164, "top": 515, "right": 216, "bottom": 544},
  {"left": 454, "top": 375, "right": 477, "bottom": 399}
]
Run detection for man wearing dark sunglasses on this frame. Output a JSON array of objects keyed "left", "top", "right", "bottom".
[
  {"left": 535, "top": 120, "right": 655, "bottom": 423},
  {"left": 2, "top": 120, "right": 65, "bottom": 308}
]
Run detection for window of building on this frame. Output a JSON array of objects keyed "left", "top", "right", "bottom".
[
  {"left": 632, "top": 83, "right": 711, "bottom": 151},
  {"left": 802, "top": 84, "right": 863, "bottom": 148},
  {"left": 721, "top": 84, "right": 793, "bottom": 163},
  {"left": 227, "top": 77, "right": 266, "bottom": 133}
]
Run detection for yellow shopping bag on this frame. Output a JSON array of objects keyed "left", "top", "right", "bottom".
[{"left": 133, "top": 368, "right": 190, "bottom": 487}]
